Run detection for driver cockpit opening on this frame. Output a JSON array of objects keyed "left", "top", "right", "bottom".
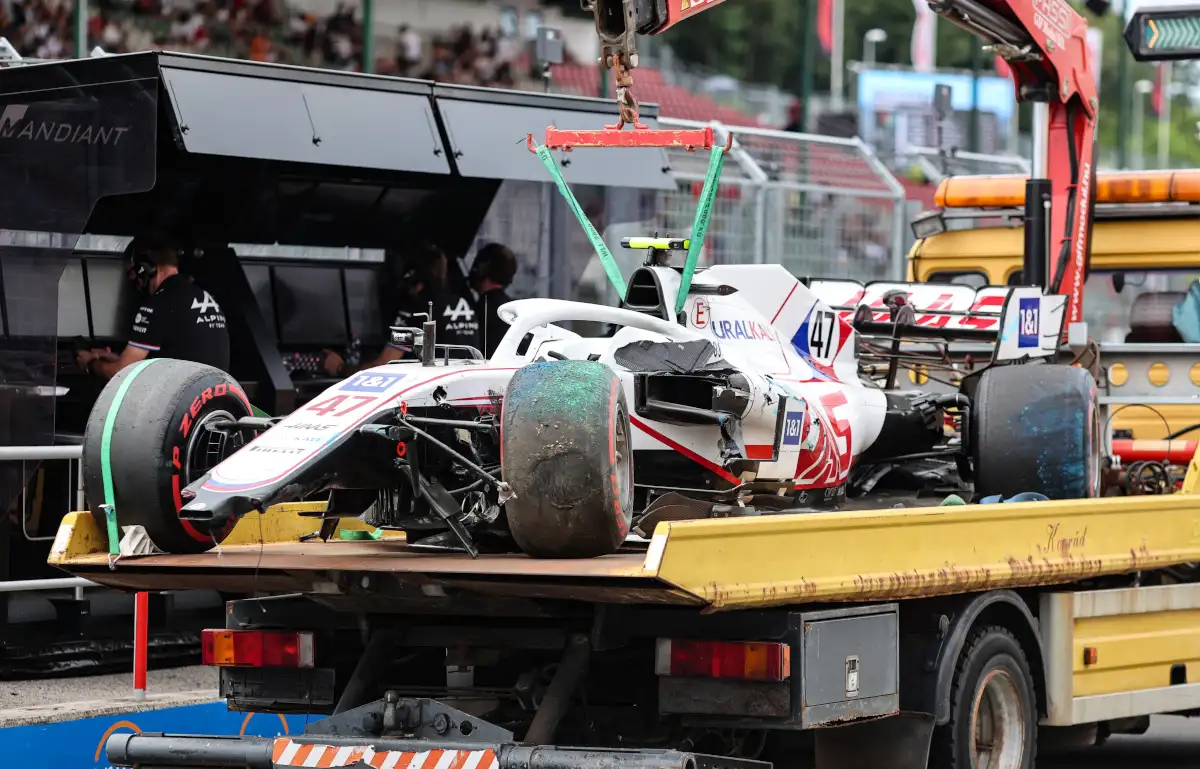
[{"left": 619, "top": 236, "right": 696, "bottom": 323}]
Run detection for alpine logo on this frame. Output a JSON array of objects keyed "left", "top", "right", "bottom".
[
  {"left": 0, "top": 103, "right": 132, "bottom": 146},
  {"left": 191, "top": 292, "right": 221, "bottom": 315},
  {"left": 443, "top": 297, "right": 476, "bottom": 323}
]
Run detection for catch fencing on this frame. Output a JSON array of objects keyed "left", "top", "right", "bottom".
[
  {"left": 657, "top": 118, "right": 909, "bottom": 281},
  {"left": 903, "top": 146, "right": 1030, "bottom": 181},
  {"left": 472, "top": 119, "right": 911, "bottom": 307}
]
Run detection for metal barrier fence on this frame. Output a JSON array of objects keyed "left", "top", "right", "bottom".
[
  {"left": 903, "top": 146, "right": 1031, "bottom": 181},
  {"left": 472, "top": 120, "right": 911, "bottom": 308},
  {"left": 0, "top": 445, "right": 84, "bottom": 543},
  {"left": 658, "top": 119, "right": 909, "bottom": 281},
  {"left": 0, "top": 445, "right": 98, "bottom": 597}
]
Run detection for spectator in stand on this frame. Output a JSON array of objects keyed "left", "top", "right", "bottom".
[
  {"left": 247, "top": 24, "right": 271, "bottom": 61},
  {"left": 396, "top": 23, "right": 421, "bottom": 76},
  {"left": 7, "top": 0, "right": 537, "bottom": 90}
]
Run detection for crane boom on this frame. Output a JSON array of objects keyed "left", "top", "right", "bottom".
[
  {"left": 930, "top": 0, "right": 1097, "bottom": 331},
  {"left": 580, "top": 0, "right": 1099, "bottom": 331},
  {"left": 581, "top": 0, "right": 731, "bottom": 128}
]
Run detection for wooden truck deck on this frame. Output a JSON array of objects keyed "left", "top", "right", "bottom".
[{"left": 49, "top": 490, "right": 1200, "bottom": 612}]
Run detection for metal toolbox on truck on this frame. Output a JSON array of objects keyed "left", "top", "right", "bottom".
[{"left": 657, "top": 603, "right": 899, "bottom": 728}]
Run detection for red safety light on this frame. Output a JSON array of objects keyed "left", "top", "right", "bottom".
[
  {"left": 655, "top": 639, "right": 791, "bottom": 682},
  {"left": 201, "top": 629, "right": 315, "bottom": 669}
]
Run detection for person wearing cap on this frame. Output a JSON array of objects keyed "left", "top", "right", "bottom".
[
  {"left": 469, "top": 242, "right": 518, "bottom": 358},
  {"left": 323, "top": 242, "right": 480, "bottom": 376},
  {"left": 75, "top": 236, "right": 230, "bottom": 380}
]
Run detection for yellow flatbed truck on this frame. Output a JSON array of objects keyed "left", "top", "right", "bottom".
[{"left": 50, "top": 483, "right": 1200, "bottom": 769}]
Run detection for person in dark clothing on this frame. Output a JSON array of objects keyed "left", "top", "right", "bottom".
[
  {"left": 784, "top": 101, "right": 804, "bottom": 133},
  {"left": 469, "top": 242, "right": 517, "bottom": 358},
  {"left": 76, "top": 236, "right": 230, "bottom": 380},
  {"left": 323, "top": 242, "right": 481, "bottom": 376}
]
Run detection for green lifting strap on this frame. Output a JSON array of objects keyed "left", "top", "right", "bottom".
[
  {"left": 534, "top": 140, "right": 728, "bottom": 309},
  {"left": 99, "top": 358, "right": 159, "bottom": 556},
  {"left": 676, "top": 143, "right": 726, "bottom": 316},
  {"left": 535, "top": 145, "right": 627, "bottom": 299}
]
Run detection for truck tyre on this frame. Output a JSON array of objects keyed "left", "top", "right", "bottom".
[
  {"left": 971, "top": 364, "right": 1099, "bottom": 500},
  {"left": 501, "top": 360, "right": 633, "bottom": 558},
  {"left": 930, "top": 625, "right": 1038, "bottom": 769},
  {"left": 83, "top": 359, "right": 253, "bottom": 554}
]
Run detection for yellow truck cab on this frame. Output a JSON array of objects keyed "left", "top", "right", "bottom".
[{"left": 908, "top": 170, "right": 1200, "bottom": 440}]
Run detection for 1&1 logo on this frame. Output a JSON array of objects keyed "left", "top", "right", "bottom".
[
  {"left": 339, "top": 373, "right": 406, "bottom": 393},
  {"left": 1017, "top": 297, "right": 1039, "bottom": 349}
]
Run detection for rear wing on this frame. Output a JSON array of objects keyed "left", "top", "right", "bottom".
[{"left": 807, "top": 280, "right": 1066, "bottom": 362}]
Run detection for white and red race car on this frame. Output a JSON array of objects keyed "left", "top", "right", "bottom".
[{"left": 82, "top": 261, "right": 1098, "bottom": 559}]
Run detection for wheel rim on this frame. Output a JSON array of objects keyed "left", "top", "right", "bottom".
[
  {"left": 185, "top": 409, "right": 243, "bottom": 485},
  {"left": 614, "top": 405, "right": 632, "bottom": 508},
  {"left": 1089, "top": 405, "right": 1102, "bottom": 497},
  {"left": 970, "top": 669, "right": 1026, "bottom": 769}
]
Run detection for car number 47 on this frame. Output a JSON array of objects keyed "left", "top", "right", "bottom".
[
  {"left": 305, "top": 394, "right": 377, "bottom": 418},
  {"left": 809, "top": 309, "right": 837, "bottom": 363}
]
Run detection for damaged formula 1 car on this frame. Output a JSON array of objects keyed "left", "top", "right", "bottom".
[{"left": 82, "top": 242, "right": 1097, "bottom": 559}]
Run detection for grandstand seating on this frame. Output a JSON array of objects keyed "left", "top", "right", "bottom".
[{"left": 548, "top": 63, "right": 758, "bottom": 126}]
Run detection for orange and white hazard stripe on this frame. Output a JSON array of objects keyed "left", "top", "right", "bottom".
[{"left": 271, "top": 740, "right": 499, "bottom": 769}]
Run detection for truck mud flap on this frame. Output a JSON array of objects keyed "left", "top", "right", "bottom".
[{"left": 108, "top": 733, "right": 770, "bottom": 769}]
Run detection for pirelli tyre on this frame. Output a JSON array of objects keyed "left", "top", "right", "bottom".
[
  {"left": 83, "top": 359, "right": 253, "bottom": 554},
  {"left": 501, "top": 360, "right": 634, "bottom": 558},
  {"left": 971, "top": 364, "right": 1100, "bottom": 501}
]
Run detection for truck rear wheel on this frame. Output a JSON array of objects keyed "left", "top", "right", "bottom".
[
  {"left": 501, "top": 361, "right": 633, "bottom": 558},
  {"left": 82, "top": 359, "right": 253, "bottom": 554},
  {"left": 931, "top": 625, "right": 1037, "bottom": 769},
  {"left": 971, "top": 364, "right": 1099, "bottom": 500}
]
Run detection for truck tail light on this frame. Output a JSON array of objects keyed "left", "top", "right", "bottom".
[
  {"left": 655, "top": 639, "right": 790, "bottom": 682},
  {"left": 201, "top": 629, "right": 315, "bottom": 668}
]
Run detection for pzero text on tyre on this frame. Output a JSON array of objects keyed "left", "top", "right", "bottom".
[
  {"left": 971, "top": 364, "right": 1100, "bottom": 500},
  {"left": 501, "top": 360, "right": 634, "bottom": 558},
  {"left": 83, "top": 359, "right": 253, "bottom": 554},
  {"left": 930, "top": 625, "right": 1038, "bottom": 769}
]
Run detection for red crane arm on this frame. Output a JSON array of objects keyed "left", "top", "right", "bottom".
[
  {"left": 580, "top": 0, "right": 1099, "bottom": 329},
  {"left": 930, "top": 0, "right": 1098, "bottom": 328}
]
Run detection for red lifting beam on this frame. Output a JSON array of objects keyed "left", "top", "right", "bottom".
[{"left": 527, "top": 124, "right": 733, "bottom": 153}]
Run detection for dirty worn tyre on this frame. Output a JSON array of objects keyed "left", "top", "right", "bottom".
[
  {"left": 972, "top": 364, "right": 1100, "bottom": 500},
  {"left": 501, "top": 361, "right": 633, "bottom": 558},
  {"left": 83, "top": 359, "right": 253, "bottom": 554},
  {"left": 930, "top": 625, "right": 1038, "bottom": 769}
]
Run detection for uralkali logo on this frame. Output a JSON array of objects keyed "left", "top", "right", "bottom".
[{"left": 0, "top": 103, "right": 131, "bottom": 146}]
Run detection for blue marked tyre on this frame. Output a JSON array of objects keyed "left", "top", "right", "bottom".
[{"left": 971, "top": 364, "right": 1100, "bottom": 501}]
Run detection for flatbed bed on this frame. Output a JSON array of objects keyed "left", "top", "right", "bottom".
[
  {"left": 55, "top": 492, "right": 1200, "bottom": 769},
  {"left": 51, "top": 493, "right": 1200, "bottom": 610}
]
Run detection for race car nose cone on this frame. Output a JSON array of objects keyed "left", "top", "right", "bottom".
[{"left": 180, "top": 500, "right": 213, "bottom": 519}]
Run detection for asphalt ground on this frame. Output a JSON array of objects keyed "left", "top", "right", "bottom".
[
  {"left": 1040, "top": 716, "right": 1200, "bottom": 768},
  {"left": 0, "top": 664, "right": 216, "bottom": 727}
]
